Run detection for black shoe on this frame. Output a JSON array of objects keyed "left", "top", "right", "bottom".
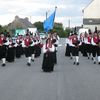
[
  {"left": 73, "top": 62, "right": 75, "bottom": 65},
  {"left": 27, "top": 63, "right": 31, "bottom": 66},
  {"left": 31, "top": 59, "right": 34, "bottom": 62},
  {"left": 54, "top": 62, "right": 57, "bottom": 65},
  {"left": 76, "top": 62, "right": 79, "bottom": 65},
  {"left": 98, "top": 62, "right": 100, "bottom": 65},
  {"left": 88, "top": 57, "right": 90, "bottom": 59},
  {"left": 94, "top": 61, "right": 96, "bottom": 64},
  {"left": 2, "top": 63, "right": 6, "bottom": 67}
]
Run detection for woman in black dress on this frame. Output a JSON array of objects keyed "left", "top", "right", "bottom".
[{"left": 42, "top": 38, "right": 55, "bottom": 72}]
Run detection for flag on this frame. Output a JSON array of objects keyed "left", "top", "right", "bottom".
[{"left": 43, "top": 9, "right": 56, "bottom": 32}]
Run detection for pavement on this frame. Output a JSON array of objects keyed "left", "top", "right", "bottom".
[{"left": 0, "top": 38, "right": 100, "bottom": 100}]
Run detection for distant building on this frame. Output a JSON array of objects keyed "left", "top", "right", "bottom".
[
  {"left": 83, "top": 0, "right": 100, "bottom": 32},
  {"left": 7, "top": 16, "right": 35, "bottom": 31}
]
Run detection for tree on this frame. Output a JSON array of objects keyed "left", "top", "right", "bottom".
[
  {"left": 33, "top": 21, "right": 71, "bottom": 38},
  {"left": 64, "top": 27, "right": 71, "bottom": 37},
  {"left": 0, "top": 25, "right": 3, "bottom": 33},
  {"left": 53, "top": 23, "right": 71, "bottom": 37},
  {"left": 0, "top": 25, "right": 7, "bottom": 34},
  {"left": 52, "top": 23, "right": 65, "bottom": 37},
  {"left": 33, "top": 21, "right": 44, "bottom": 32}
]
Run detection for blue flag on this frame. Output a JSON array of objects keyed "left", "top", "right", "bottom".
[{"left": 43, "top": 10, "right": 56, "bottom": 32}]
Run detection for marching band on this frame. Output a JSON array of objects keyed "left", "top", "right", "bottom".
[
  {"left": 65, "top": 31, "right": 100, "bottom": 65},
  {"left": 0, "top": 30, "right": 100, "bottom": 72},
  {"left": 0, "top": 32, "right": 43, "bottom": 67}
]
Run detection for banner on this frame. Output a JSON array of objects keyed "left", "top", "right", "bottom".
[{"left": 43, "top": 9, "right": 56, "bottom": 32}]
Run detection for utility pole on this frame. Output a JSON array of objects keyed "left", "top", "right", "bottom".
[
  {"left": 29, "top": 16, "right": 31, "bottom": 23},
  {"left": 68, "top": 19, "right": 70, "bottom": 28}
]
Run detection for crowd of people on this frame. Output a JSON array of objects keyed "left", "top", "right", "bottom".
[
  {"left": 65, "top": 30, "right": 100, "bottom": 65},
  {"left": 0, "top": 31, "right": 43, "bottom": 67},
  {"left": 1, "top": 28, "right": 99, "bottom": 72},
  {"left": 0, "top": 31, "right": 60, "bottom": 73}
]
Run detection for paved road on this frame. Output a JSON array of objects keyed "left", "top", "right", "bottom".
[{"left": 0, "top": 38, "right": 100, "bottom": 100}]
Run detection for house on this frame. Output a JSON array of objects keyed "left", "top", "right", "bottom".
[
  {"left": 7, "top": 16, "right": 35, "bottom": 31},
  {"left": 83, "top": 0, "right": 100, "bottom": 32}
]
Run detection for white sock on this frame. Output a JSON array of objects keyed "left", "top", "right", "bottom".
[
  {"left": 2, "top": 58, "right": 5, "bottom": 64},
  {"left": 56, "top": 47, "right": 57, "bottom": 51},
  {"left": 93, "top": 57, "right": 96, "bottom": 62},
  {"left": 90, "top": 54, "right": 93, "bottom": 59},
  {"left": 76, "top": 56, "right": 79, "bottom": 63},
  {"left": 70, "top": 53, "right": 73, "bottom": 59},
  {"left": 31, "top": 54, "right": 35, "bottom": 60},
  {"left": 73, "top": 56, "right": 76, "bottom": 62},
  {"left": 87, "top": 53, "right": 90, "bottom": 58},
  {"left": 98, "top": 56, "right": 100, "bottom": 62},
  {"left": 28, "top": 57, "right": 31, "bottom": 63}
]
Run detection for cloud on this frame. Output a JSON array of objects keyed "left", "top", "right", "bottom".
[{"left": 0, "top": 0, "right": 90, "bottom": 27}]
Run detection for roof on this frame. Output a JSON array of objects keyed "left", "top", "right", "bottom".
[
  {"left": 83, "top": 0, "right": 94, "bottom": 12},
  {"left": 7, "top": 16, "right": 35, "bottom": 30}
]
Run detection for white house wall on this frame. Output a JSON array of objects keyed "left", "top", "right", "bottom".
[
  {"left": 84, "top": 0, "right": 100, "bottom": 18},
  {"left": 83, "top": 0, "right": 100, "bottom": 31},
  {"left": 84, "top": 25, "right": 100, "bottom": 32}
]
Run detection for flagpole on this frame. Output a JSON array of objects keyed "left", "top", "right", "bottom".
[
  {"left": 44, "top": 7, "right": 57, "bottom": 33},
  {"left": 55, "top": 6, "right": 57, "bottom": 11},
  {"left": 46, "top": 11, "right": 47, "bottom": 20},
  {"left": 52, "top": 6, "right": 57, "bottom": 29},
  {"left": 54, "top": 6, "right": 57, "bottom": 19}
]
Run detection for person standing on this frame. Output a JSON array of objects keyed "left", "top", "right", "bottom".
[
  {"left": 91, "top": 32, "right": 100, "bottom": 64},
  {"left": 70, "top": 34, "right": 81, "bottom": 65},
  {"left": 98, "top": 33, "right": 100, "bottom": 64},
  {"left": 65, "top": 34, "right": 73, "bottom": 58},
  {"left": 84, "top": 33, "right": 92, "bottom": 59},
  {"left": 6, "top": 37, "right": 15, "bottom": 62},
  {"left": 42, "top": 38, "right": 55, "bottom": 72},
  {"left": 0, "top": 33, "right": 8, "bottom": 66},
  {"left": 22, "top": 34, "right": 32, "bottom": 66},
  {"left": 15, "top": 35, "right": 23, "bottom": 58},
  {"left": 52, "top": 33, "right": 60, "bottom": 64}
]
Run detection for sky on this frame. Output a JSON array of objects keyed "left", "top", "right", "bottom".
[{"left": 0, "top": 0, "right": 91, "bottom": 27}]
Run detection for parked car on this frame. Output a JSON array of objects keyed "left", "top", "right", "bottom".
[
  {"left": 39, "top": 33, "right": 47, "bottom": 39},
  {"left": 77, "top": 28, "right": 89, "bottom": 36}
]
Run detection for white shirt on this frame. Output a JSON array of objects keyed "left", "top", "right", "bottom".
[{"left": 42, "top": 44, "right": 55, "bottom": 53}]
